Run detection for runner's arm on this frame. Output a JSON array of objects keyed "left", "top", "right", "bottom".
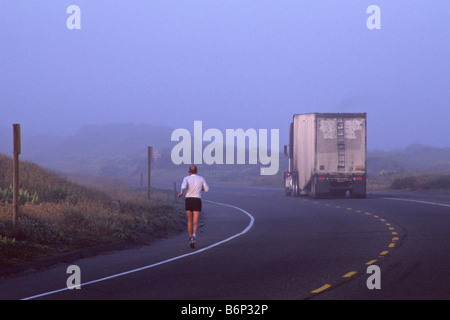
[
  {"left": 202, "top": 179, "right": 209, "bottom": 192},
  {"left": 178, "top": 177, "right": 188, "bottom": 197}
]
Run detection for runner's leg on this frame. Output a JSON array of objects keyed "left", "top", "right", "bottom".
[
  {"left": 186, "top": 210, "right": 193, "bottom": 237},
  {"left": 192, "top": 211, "right": 200, "bottom": 237}
]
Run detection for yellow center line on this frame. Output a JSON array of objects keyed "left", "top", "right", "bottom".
[
  {"left": 308, "top": 201, "right": 401, "bottom": 296},
  {"left": 342, "top": 271, "right": 357, "bottom": 278},
  {"left": 311, "top": 284, "right": 331, "bottom": 294}
]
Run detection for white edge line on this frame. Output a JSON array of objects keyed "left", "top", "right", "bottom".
[
  {"left": 21, "top": 199, "right": 254, "bottom": 300},
  {"left": 384, "top": 197, "right": 450, "bottom": 208}
]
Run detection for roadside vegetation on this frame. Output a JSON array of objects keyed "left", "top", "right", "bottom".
[
  {"left": 0, "top": 153, "right": 185, "bottom": 267},
  {"left": 389, "top": 173, "right": 450, "bottom": 191},
  {"left": 367, "top": 172, "right": 450, "bottom": 191}
]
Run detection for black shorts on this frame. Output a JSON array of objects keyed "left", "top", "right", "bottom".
[{"left": 185, "top": 197, "right": 202, "bottom": 212}]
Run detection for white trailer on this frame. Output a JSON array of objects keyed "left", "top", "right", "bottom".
[{"left": 284, "top": 113, "right": 367, "bottom": 198}]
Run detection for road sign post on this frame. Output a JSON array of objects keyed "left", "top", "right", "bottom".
[
  {"left": 147, "top": 146, "right": 152, "bottom": 200},
  {"left": 13, "top": 124, "right": 21, "bottom": 230}
]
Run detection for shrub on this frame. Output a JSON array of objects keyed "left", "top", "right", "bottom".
[
  {"left": 390, "top": 174, "right": 450, "bottom": 190},
  {"left": 0, "top": 153, "right": 185, "bottom": 266},
  {"left": 0, "top": 185, "right": 39, "bottom": 205},
  {"left": 421, "top": 174, "right": 450, "bottom": 190},
  {"left": 390, "top": 176, "right": 417, "bottom": 190}
]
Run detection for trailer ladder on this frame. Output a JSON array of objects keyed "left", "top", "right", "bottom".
[{"left": 337, "top": 118, "right": 345, "bottom": 170}]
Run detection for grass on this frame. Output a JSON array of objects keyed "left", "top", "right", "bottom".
[
  {"left": 0, "top": 154, "right": 185, "bottom": 267},
  {"left": 389, "top": 173, "right": 450, "bottom": 191}
]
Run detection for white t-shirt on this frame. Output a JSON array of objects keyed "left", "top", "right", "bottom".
[{"left": 181, "top": 174, "right": 209, "bottom": 198}]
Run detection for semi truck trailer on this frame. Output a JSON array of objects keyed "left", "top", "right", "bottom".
[{"left": 284, "top": 113, "right": 367, "bottom": 198}]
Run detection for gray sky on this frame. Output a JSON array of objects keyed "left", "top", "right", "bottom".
[{"left": 1, "top": 0, "right": 449, "bottom": 150}]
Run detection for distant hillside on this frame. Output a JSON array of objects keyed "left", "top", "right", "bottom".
[
  {"left": 48, "top": 142, "right": 450, "bottom": 190},
  {"left": 367, "top": 144, "right": 450, "bottom": 189},
  {"left": 56, "top": 123, "right": 174, "bottom": 158},
  {"left": 1, "top": 123, "right": 449, "bottom": 189},
  {"left": 367, "top": 144, "right": 450, "bottom": 174},
  {"left": 0, "top": 123, "right": 286, "bottom": 187},
  {"left": 367, "top": 144, "right": 450, "bottom": 175},
  {"left": 0, "top": 123, "right": 174, "bottom": 162}
]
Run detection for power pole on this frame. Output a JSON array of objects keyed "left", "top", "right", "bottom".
[
  {"left": 147, "top": 146, "right": 152, "bottom": 200},
  {"left": 13, "top": 124, "right": 21, "bottom": 231}
]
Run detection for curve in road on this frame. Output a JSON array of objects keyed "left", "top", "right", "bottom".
[{"left": 21, "top": 199, "right": 254, "bottom": 300}]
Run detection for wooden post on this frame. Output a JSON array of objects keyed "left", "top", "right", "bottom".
[
  {"left": 13, "top": 124, "right": 21, "bottom": 230},
  {"left": 147, "top": 146, "right": 152, "bottom": 200},
  {"left": 173, "top": 181, "right": 177, "bottom": 200}
]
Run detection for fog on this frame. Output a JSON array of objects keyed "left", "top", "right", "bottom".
[{"left": 1, "top": 1, "right": 449, "bottom": 152}]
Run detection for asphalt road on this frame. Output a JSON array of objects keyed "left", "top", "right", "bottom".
[{"left": 0, "top": 185, "right": 449, "bottom": 301}]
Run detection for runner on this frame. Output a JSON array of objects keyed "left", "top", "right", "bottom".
[{"left": 177, "top": 165, "right": 209, "bottom": 248}]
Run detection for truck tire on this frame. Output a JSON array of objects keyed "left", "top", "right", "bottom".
[
  {"left": 312, "top": 179, "right": 320, "bottom": 199},
  {"left": 293, "top": 174, "right": 299, "bottom": 197}
]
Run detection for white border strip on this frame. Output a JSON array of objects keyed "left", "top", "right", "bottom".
[
  {"left": 384, "top": 197, "right": 450, "bottom": 208},
  {"left": 21, "top": 199, "right": 254, "bottom": 300}
]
